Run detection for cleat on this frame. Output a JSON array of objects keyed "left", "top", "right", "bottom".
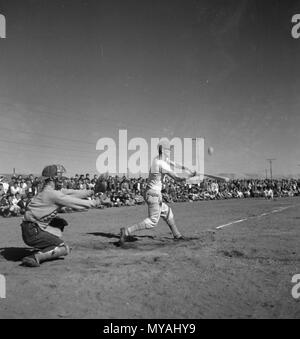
[
  {"left": 120, "top": 228, "right": 137, "bottom": 245},
  {"left": 126, "top": 235, "right": 138, "bottom": 242},
  {"left": 174, "top": 235, "right": 185, "bottom": 241},
  {"left": 22, "top": 255, "right": 40, "bottom": 267}
]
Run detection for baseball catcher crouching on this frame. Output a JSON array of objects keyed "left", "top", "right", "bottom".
[{"left": 21, "top": 164, "right": 97, "bottom": 267}]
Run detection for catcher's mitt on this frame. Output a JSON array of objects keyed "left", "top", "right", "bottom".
[{"left": 49, "top": 217, "right": 69, "bottom": 232}]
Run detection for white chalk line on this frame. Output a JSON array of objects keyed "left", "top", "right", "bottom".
[{"left": 216, "top": 204, "right": 299, "bottom": 230}]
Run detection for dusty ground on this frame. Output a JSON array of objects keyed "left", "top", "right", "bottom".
[{"left": 0, "top": 197, "right": 299, "bottom": 319}]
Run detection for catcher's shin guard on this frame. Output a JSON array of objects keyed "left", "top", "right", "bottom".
[{"left": 35, "top": 244, "right": 70, "bottom": 265}]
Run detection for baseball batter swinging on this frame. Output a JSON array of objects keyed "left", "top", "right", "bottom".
[
  {"left": 21, "top": 164, "right": 97, "bottom": 267},
  {"left": 120, "top": 139, "right": 197, "bottom": 245}
]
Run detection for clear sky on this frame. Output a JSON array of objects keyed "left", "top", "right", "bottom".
[{"left": 0, "top": 0, "right": 299, "bottom": 177}]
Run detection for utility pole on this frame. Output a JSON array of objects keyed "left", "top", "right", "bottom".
[
  {"left": 265, "top": 169, "right": 268, "bottom": 180},
  {"left": 267, "top": 159, "right": 276, "bottom": 180}
]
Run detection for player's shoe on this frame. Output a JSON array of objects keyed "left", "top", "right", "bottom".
[
  {"left": 174, "top": 235, "right": 185, "bottom": 241},
  {"left": 120, "top": 228, "right": 137, "bottom": 245},
  {"left": 22, "top": 255, "right": 40, "bottom": 267}
]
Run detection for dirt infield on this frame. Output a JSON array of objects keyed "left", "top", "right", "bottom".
[{"left": 0, "top": 197, "right": 299, "bottom": 319}]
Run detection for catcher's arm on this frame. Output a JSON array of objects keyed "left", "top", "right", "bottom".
[
  {"left": 50, "top": 190, "right": 95, "bottom": 210},
  {"left": 61, "top": 189, "right": 93, "bottom": 199}
]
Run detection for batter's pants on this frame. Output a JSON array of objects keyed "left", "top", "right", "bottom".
[{"left": 127, "top": 190, "right": 182, "bottom": 238}]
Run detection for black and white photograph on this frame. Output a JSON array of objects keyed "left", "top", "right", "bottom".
[{"left": 0, "top": 0, "right": 300, "bottom": 321}]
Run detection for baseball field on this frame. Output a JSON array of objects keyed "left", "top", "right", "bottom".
[{"left": 0, "top": 197, "right": 299, "bottom": 319}]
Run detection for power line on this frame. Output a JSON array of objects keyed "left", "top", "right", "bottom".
[
  {"left": 0, "top": 125, "right": 96, "bottom": 146},
  {"left": 0, "top": 138, "right": 97, "bottom": 155},
  {"left": 0, "top": 100, "right": 115, "bottom": 127},
  {"left": 0, "top": 100, "right": 156, "bottom": 133},
  {"left": 0, "top": 147, "right": 97, "bottom": 175},
  {"left": 0, "top": 105, "right": 168, "bottom": 149},
  {"left": 0, "top": 145, "right": 93, "bottom": 160}
]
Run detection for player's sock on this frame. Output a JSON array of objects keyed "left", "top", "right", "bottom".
[
  {"left": 127, "top": 221, "right": 147, "bottom": 235},
  {"left": 167, "top": 220, "right": 182, "bottom": 238},
  {"left": 164, "top": 208, "right": 182, "bottom": 238}
]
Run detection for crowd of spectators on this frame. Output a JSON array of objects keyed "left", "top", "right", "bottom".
[{"left": 1, "top": 173, "right": 299, "bottom": 218}]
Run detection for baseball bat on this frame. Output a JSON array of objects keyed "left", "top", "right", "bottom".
[
  {"left": 169, "top": 160, "right": 229, "bottom": 182},
  {"left": 201, "top": 173, "right": 230, "bottom": 182}
]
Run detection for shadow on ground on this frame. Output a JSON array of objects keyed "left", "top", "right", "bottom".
[
  {"left": 0, "top": 247, "right": 34, "bottom": 262},
  {"left": 86, "top": 231, "right": 155, "bottom": 240}
]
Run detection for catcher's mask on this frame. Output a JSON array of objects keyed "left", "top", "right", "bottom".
[{"left": 42, "top": 165, "right": 66, "bottom": 189}]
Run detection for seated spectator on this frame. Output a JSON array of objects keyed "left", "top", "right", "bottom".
[
  {"left": 10, "top": 181, "right": 21, "bottom": 196},
  {"left": 99, "top": 192, "right": 114, "bottom": 208},
  {"left": 16, "top": 194, "right": 27, "bottom": 215},
  {"left": 236, "top": 189, "right": 244, "bottom": 199},
  {"left": 264, "top": 189, "right": 274, "bottom": 200},
  {"left": 243, "top": 189, "right": 251, "bottom": 198},
  {"left": 123, "top": 193, "right": 135, "bottom": 206},
  {"left": 111, "top": 192, "right": 123, "bottom": 207},
  {"left": 2, "top": 178, "right": 9, "bottom": 195},
  {"left": 7, "top": 195, "right": 21, "bottom": 217},
  {"left": 134, "top": 192, "right": 145, "bottom": 205},
  {"left": 88, "top": 179, "right": 96, "bottom": 190},
  {"left": 0, "top": 196, "right": 11, "bottom": 217},
  {"left": 19, "top": 178, "right": 28, "bottom": 198},
  {"left": 25, "top": 179, "right": 34, "bottom": 199},
  {"left": 0, "top": 183, "right": 5, "bottom": 198},
  {"left": 93, "top": 194, "right": 105, "bottom": 209}
]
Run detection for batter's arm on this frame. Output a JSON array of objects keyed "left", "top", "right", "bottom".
[
  {"left": 168, "top": 159, "right": 197, "bottom": 178},
  {"left": 158, "top": 159, "right": 194, "bottom": 182}
]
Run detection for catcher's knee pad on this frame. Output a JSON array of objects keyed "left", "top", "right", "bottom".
[{"left": 35, "top": 244, "right": 70, "bottom": 264}]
